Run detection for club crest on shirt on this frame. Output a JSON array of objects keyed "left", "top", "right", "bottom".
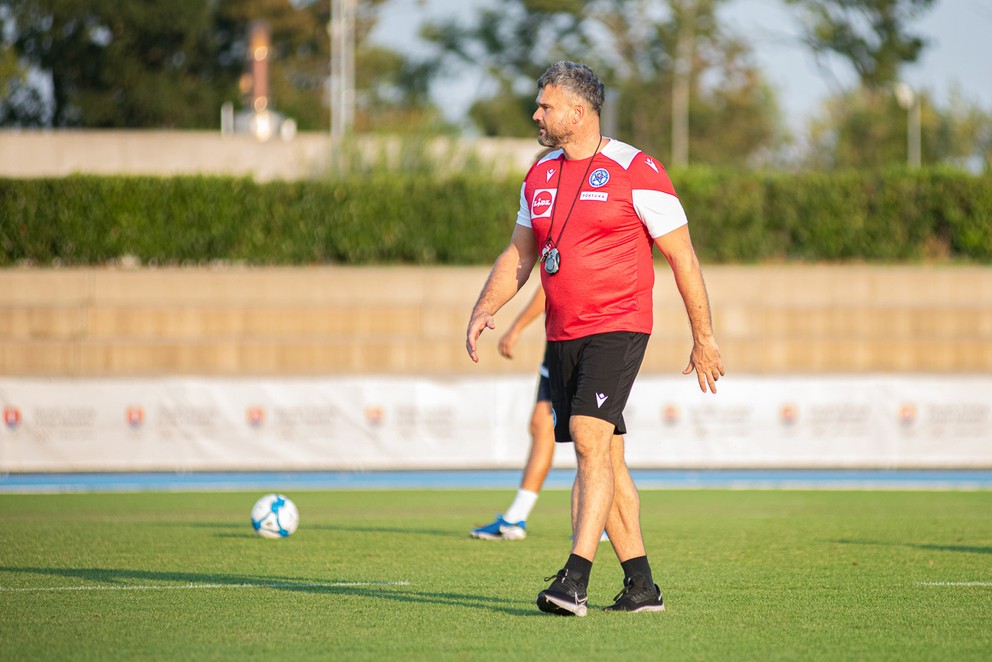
[
  {"left": 588, "top": 168, "right": 610, "bottom": 188},
  {"left": 531, "top": 189, "right": 557, "bottom": 219}
]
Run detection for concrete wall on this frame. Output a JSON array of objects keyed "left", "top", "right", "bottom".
[
  {"left": 0, "top": 130, "right": 544, "bottom": 180},
  {"left": 1, "top": 265, "right": 990, "bottom": 377}
]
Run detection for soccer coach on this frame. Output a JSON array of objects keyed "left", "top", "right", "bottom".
[{"left": 466, "top": 61, "right": 724, "bottom": 616}]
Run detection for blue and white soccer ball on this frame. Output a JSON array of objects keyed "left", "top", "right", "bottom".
[{"left": 250, "top": 493, "right": 300, "bottom": 539}]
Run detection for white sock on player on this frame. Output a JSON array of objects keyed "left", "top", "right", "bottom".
[{"left": 504, "top": 489, "right": 539, "bottom": 524}]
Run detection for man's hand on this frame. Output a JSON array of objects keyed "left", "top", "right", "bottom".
[
  {"left": 683, "top": 339, "right": 724, "bottom": 393},
  {"left": 497, "top": 328, "right": 521, "bottom": 359},
  {"left": 466, "top": 312, "right": 496, "bottom": 364}
]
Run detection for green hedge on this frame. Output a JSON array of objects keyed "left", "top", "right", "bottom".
[{"left": 1, "top": 169, "right": 990, "bottom": 266}]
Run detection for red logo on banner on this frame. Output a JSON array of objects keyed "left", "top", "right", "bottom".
[
  {"left": 3, "top": 407, "right": 21, "bottom": 429},
  {"left": 779, "top": 404, "right": 798, "bottom": 426},
  {"left": 364, "top": 406, "right": 384, "bottom": 427},
  {"left": 247, "top": 406, "right": 265, "bottom": 428},
  {"left": 661, "top": 404, "right": 680, "bottom": 425},
  {"left": 899, "top": 403, "right": 917, "bottom": 427},
  {"left": 126, "top": 406, "right": 144, "bottom": 428}
]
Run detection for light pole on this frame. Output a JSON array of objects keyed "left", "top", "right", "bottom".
[
  {"left": 329, "top": 0, "right": 356, "bottom": 142},
  {"left": 671, "top": 0, "right": 695, "bottom": 167},
  {"left": 894, "top": 82, "right": 921, "bottom": 169}
]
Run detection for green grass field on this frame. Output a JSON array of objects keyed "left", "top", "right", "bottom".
[{"left": 1, "top": 488, "right": 990, "bottom": 660}]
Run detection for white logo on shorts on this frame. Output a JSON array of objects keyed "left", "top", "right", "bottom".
[{"left": 595, "top": 393, "right": 609, "bottom": 408}]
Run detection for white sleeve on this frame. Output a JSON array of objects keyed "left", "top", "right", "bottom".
[
  {"left": 632, "top": 189, "right": 687, "bottom": 238},
  {"left": 515, "top": 182, "right": 532, "bottom": 228}
]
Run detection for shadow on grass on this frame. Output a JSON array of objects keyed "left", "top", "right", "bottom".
[
  {"left": 150, "top": 521, "right": 464, "bottom": 538},
  {"left": 0, "top": 566, "right": 537, "bottom": 616},
  {"left": 833, "top": 539, "right": 992, "bottom": 555}
]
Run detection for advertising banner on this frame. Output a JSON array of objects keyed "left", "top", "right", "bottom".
[{"left": 0, "top": 376, "right": 989, "bottom": 471}]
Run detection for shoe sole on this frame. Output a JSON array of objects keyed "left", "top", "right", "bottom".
[
  {"left": 470, "top": 531, "right": 502, "bottom": 540},
  {"left": 469, "top": 530, "right": 526, "bottom": 541},
  {"left": 537, "top": 592, "right": 588, "bottom": 617},
  {"left": 604, "top": 603, "right": 665, "bottom": 613}
]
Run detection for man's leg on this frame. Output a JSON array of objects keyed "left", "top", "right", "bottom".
[
  {"left": 603, "top": 435, "right": 646, "bottom": 561},
  {"left": 536, "top": 414, "right": 613, "bottom": 617},
  {"left": 602, "top": 436, "right": 665, "bottom": 613},
  {"left": 471, "top": 400, "right": 554, "bottom": 540},
  {"left": 519, "top": 400, "right": 555, "bottom": 493},
  {"left": 569, "top": 414, "right": 616, "bottom": 561}
]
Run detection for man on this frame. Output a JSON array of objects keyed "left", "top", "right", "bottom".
[
  {"left": 470, "top": 286, "right": 554, "bottom": 540},
  {"left": 465, "top": 61, "right": 723, "bottom": 616},
  {"left": 469, "top": 285, "right": 611, "bottom": 543}
]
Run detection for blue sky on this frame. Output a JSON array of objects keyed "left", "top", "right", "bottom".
[{"left": 372, "top": 0, "right": 992, "bottom": 127}]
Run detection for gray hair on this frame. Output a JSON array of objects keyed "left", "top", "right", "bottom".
[{"left": 537, "top": 61, "right": 605, "bottom": 115}]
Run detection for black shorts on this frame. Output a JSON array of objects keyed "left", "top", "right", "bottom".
[
  {"left": 536, "top": 343, "right": 552, "bottom": 403},
  {"left": 547, "top": 331, "right": 649, "bottom": 443}
]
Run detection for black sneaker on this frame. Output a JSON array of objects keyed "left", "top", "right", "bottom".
[
  {"left": 536, "top": 569, "right": 588, "bottom": 617},
  {"left": 604, "top": 575, "right": 665, "bottom": 612}
]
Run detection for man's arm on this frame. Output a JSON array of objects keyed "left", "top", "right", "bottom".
[
  {"left": 466, "top": 224, "right": 540, "bottom": 363},
  {"left": 654, "top": 225, "right": 725, "bottom": 393}
]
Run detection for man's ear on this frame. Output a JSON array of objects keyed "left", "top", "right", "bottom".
[{"left": 571, "top": 103, "right": 585, "bottom": 125}]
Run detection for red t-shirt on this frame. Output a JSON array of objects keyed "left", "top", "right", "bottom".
[{"left": 516, "top": 138, "right": 688, "bottom": 341}]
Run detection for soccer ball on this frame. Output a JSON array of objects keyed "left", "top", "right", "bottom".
[{"left": 250, "top": 493, "right": 299, "bottom": 539}]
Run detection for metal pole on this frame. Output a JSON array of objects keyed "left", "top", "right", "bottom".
[
  {"left": 327, "top": 0, "right": 338, "bottom": 139},
  {"left": 671, "top": 0, "right": 695, "bottom": 167},
  {"left": 908, "top": 96, "right": 921, "bottom": 169},
  {"left": 894, "top": 82, "right": 920, "bottom": 169},
  {"left": 329, "top": 0, "right": 355, "bottom": 141}
]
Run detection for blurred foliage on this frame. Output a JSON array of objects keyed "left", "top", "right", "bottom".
[
  {"left": 0, "top": 0, "right": 443, "bottom": 131},
  {"left": 801, "top": 87, "right": 992, "bottom": 171},
  {"left": 0, "top": 0, "right": 987, "bottom": 172},
  {"left": 2, "top": 169, "right": 989, "bottom": 267},
  {"left": 783, "top": 0, "right": 935, "bottom": 90},
  {"left": 421, "top": 0, "right": 784, "bottom": 168}
]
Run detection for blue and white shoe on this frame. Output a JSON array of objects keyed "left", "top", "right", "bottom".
[{"left": 470, "top": 514, "right": 527, "bottom": 540}]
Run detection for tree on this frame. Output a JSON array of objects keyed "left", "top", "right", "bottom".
[
  {"left": 784, "top": 0, "right": 935, "bottom": 90},
  {"left": 421, "top": 2, "right": 593, "bottom": 137},
  {"left": 780, "top": 0, "right": 992, "bottom": 169},
  {"left": 0, "top": 0, "right": 442, "bottom": 131},
  {"left": 1, "top": 0, "right": 233, "bottom": 128},
  {"left": 802, "top": 87, "right": 992, "bottom": 170},
  {"left": 421, "top": 0, "right": 782, "bottom": 167}
]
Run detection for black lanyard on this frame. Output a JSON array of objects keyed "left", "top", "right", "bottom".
[{"left": 543, "top": 135, "right": 603, "bottom": 252}]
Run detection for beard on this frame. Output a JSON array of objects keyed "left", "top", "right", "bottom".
[{"left": 537, "top": 121, "right": 573, "bottom": 148}]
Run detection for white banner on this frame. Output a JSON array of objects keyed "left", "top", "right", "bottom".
[{"left": 0, "top": 376, "right": 989, "bottom": 471}]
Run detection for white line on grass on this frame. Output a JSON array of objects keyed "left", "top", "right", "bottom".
[
  {"left": 0, "top": 581, "right": 410, "bottom": 593},
  {"left": 914, "top": 582, "right": 992, "bottom": 587}
]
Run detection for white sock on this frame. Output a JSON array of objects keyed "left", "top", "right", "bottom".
[{"left": 504, "top": 489, "right": 539, "bottom": 524}]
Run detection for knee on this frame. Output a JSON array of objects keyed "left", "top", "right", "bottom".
[
  {"left": 529, "top": 416, "right": 547, "bottom": 440},
  {"left": 573, "top": 437, "right": 610, "bottom": 465}
]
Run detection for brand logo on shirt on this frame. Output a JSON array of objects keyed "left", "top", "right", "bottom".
[
  {"left": 595, "top": 392, "right": 609, "bottom": 408},
  {"left": 645, "top": 158, "right": 659, "bottom": 173},
  {"left": 589, "top": 168, "right": 610, "bottom": 188},
  {"left": 546, "top": 168, "right": 556, "bottom": 182},
  {"left": 580, "top": 191, "right": 608, "bottom": 202},
  {"left": 531, "top": 189, "right": 556, "bottom": 219}
]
